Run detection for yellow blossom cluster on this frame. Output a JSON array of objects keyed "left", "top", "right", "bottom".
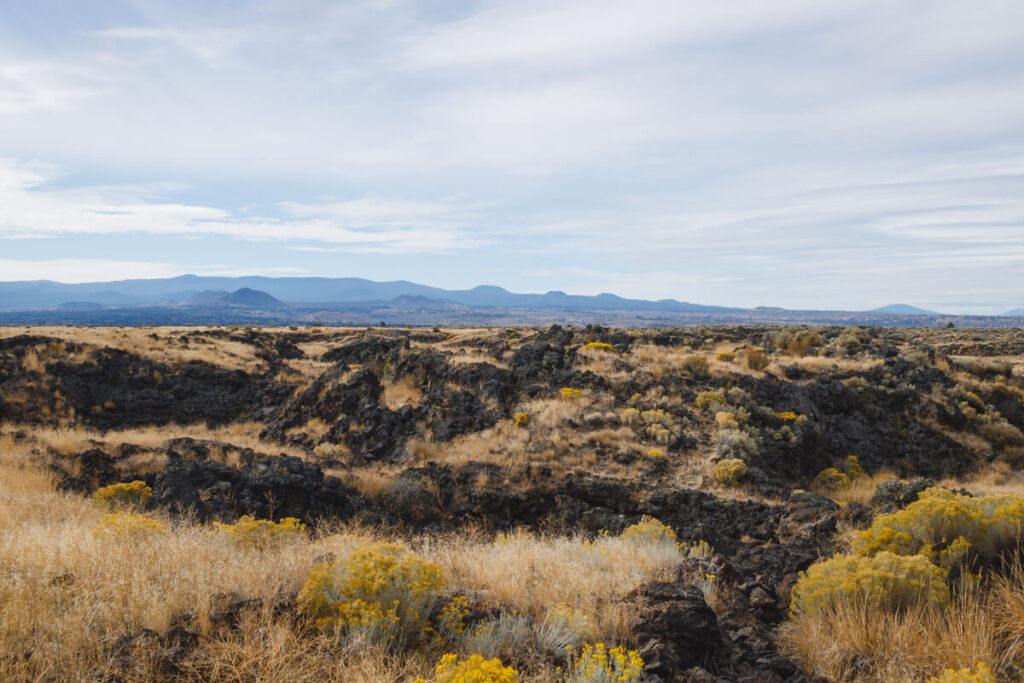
[
  {"left": 298, "top": 543, "right": 444, "bottom": 647},
  {"left": 712, "top": 458, "right": 748, "bottom": 487},
  {"left": 790, "top": 551, "right": 949, "bottom": 614},
  {"left": 93, "top": 511, "right": 168, "bottom": 538},
  {"left": 927, "top": 662, "right": 994, "bottom": 683},
  {"left": 561, "top": 643, "right": 644, "bottom": 683},
  {"left": 560, "top": 387, "right": 582, "bottom": 400},
  {"left": 413, "top": 653, "right": 520, "bottom": 683},
  {"left": 94, "top": 480, "right": 152, "bottom": 508},
  {"left": 854, "top": 487, "right": 1024, "bottom": 571},
  {"left": 212, "top": 515, "right": 306, "bottom": 549}
]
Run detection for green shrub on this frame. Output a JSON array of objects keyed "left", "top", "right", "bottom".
[
  {"left": 716, "top": 429, "right": 759, "bottom": 460},
  {"left": 712, "top": 458, "right": 748, "bottom": 486},
  {"left": 94, "top": 481, "right": 152, "bottom": 508},
  {"left": 790, "top": 551, "right": 949, "bottom": 614},
  {"left": 298, "top": 543, "right": 444, "bottom": 647}
]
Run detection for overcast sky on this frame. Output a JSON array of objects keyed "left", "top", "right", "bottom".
[{"left": 2, "top": 0, "right": 1024, "bottom": 313}]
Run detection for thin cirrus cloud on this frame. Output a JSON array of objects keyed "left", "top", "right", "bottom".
[
  {"left": 0, "top": 0, "right": 1023, "bottom": 311},
  {"left": 0, "top": 159, "right": 483, "bottom": 254}
]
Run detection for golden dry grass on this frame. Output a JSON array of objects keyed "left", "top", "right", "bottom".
[
  {"left": 779, "top": 580, "right": 1006, "bottom": 682},
  {"left": 0, "top": 434, "right": 675, "bottom": 682}
]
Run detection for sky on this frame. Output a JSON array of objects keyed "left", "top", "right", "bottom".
[{"left": 1, "top": 1, "right": 1024, "bottom": 314}]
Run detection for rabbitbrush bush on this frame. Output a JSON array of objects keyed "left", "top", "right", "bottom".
[
  {"left": 94, "top": 480, "right": 152, "bottom": 508},
  {"left": 790, "top": 551, "right": 949, "bottom": 614},
  {"left": 298, "top": 543, "right": 444, "bottom": 647},
  {"left": 562, "top": 643, "right": 644, "bottom": 683},
  {"left": 413, "top": 653, "right": 520, "bottom": 683},
  {"left": 92, "top": 511, "right": 168, "bottom": 538},
  {"left": 927, "top": 662, "right": 994, "bottom": 683},
  {"left": 212, "top": 515, "right": 306, "bottom": 549},
  {"left": 854, "top": 488, "right": 1024, "bottom": 571},
  {"left": 712, "top": 458, "right": 748, "bottom": 487}
]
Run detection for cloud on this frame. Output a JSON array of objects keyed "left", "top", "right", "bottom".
[
  {"left": 0, "top": 259, "right": 184, "bottom": 283},
  {"left": 0, "top": 159, "right": 485, "bottom": 253},
  {"left": 0, "top": 62, "right": 105, "bottom": 114}
]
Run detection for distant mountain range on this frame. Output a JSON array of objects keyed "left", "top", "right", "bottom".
[
  {"left": 870, "top": 304, "right": 940, "bottom": 315},
  {"left": 0, "top": 275, "right": 743, "bottom": 313},
  {"left": 0, "top": 274, "right": 1020, "bottom": 327}
]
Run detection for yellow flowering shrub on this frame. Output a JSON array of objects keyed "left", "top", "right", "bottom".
[
  {"left": 582, "top": 342, "right": 614, "bottom": 352},
  {"left": 716, "top": 351, "right": 736, "bottom": 362},
  {"left": 93, "top": 511, "right": 168, "bottom": 538},
  {"left": 813, "top": 467, "right": 851, "bottom": 492},
  {"left": 213, "top": 515, "right": 306, "bottom": 549},
  {"left": 513, "top": 411, "right": 529, "bottom": 427},
  {"left": 646, "top": 448, "right": 665, "bottom": 458},
  {"left": 414, "top": 653, "right": 520, "bottom": 683},
  {"left": 927, "top": 662, "right": 994, "bottom": 683},
  {"left": 696, "top": 391, "right": 727, "bottom": 412},
  {"left": 854, "top": 488, "right": 1024, "bottom": 570},
  {"left": 562, "top": 644, "right": 644, "bottom": 683},
  {"left": 298, "top": 543, "right": 444, "bottom": 647},
  {"left": 560, "top": 387, "right": 582, "bottom": 400},
  {"left": 715, "top": 411, "right": 738, "bottom": 428},
  {"left": 712, "top": 458, "right": 748, "bottom": 487},
  {"left": 95, "top": 480, "right": 152, "bottom": 508},
  {"left": 790, "top": 551, "right": 948, "bottom": 614},
  {"left": 621, "top": 516, "right": 677, "bottom": 545},
  {"left": 620, "top": 407, "right": 640, "bottom": 424},
  {"left": 775, "top": 411, "right": 806, "bottom": 425}
]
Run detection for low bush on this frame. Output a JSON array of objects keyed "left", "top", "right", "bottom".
[
  {"left": 94, "top": 480, "right": 152, "bottom": 508},
  {"left": 716, "top": 429, "right": 759, "bottom": 460},
  {"left": 927, "top": 663, "right": 994, "bottom": 683},
  {"left": 415, "top": 654, "right": 520, "bottom": 683},
  {"left": 297, "top": 543, "right": 445, "bottom": 648},
  {"left": 562, "top": 643, "right": 644, "bottom": 683},
  {"left": 560, "top": 387, "right": 582, "bottom": 400},
  {"left": 93, "top": 511, "right": 168, "bottom": 538},
  {"left": 695, "top": 391, "right": 727, "bottom": 413},
  {"left": 790, "top": 551, "right": 949, "bottom": 614},
  {"left": 712, "top": 458, "right": 748, "bottom": 487},
  {"left": 620, "top": 515, "right": 677, "bottom": 546},
  {"left": 513, "top": 411, "right": 529, "bottom": 427},
  {"left": 745, "top": 349, "right": 770, "bottom": 371},
  {"left": 854, "top": 488, "right": 1024, "bottom": 571},
  {"left": 582, "top": 342, "right": 614, "bottom": 353},
  {"left": 773, "top": 328, "right": 824, "bottom": 357},
  {"left": 212, "top": 515, "right": 306, "bottom": 549},
  {"left": 813, "top": 467, "right": 851, "bottom": 492},
  {"left": 716, "top": 350, "right": 736, "bottom": 362},
  {"left": 683, "top": 355, "right": 709, "bottom": 377},
  {"left": 536, "top": 604, "right": 588, "bottom": 652}
]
